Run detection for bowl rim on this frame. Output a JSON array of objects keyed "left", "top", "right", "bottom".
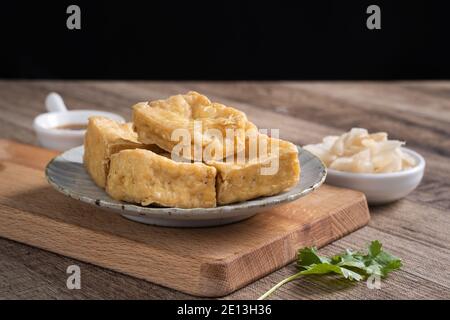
[
  {"left": 33, "top": 110, "right": 125, "bottom": 136},
  {"left": 326, "top": 147, "right": 425, "bottom": 179}
]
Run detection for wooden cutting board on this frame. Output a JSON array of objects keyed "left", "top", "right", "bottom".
[{"left": 0, "top": 139, "right": 370, "bottom": 297}]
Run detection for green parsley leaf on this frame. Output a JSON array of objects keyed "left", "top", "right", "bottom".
[
  {"left": 297, "top": 247, "right": 330, "bottom": 266},
  {"left": 258, "top": 240, "right": 402, "bottom": 300},
  {"left": 368, "top": 239, "right": 382, "bottom": 257},
  {"left": 299, "top": 263, "right": 364, "bottom": 281}
]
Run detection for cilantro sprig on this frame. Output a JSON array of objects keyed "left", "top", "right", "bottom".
[{"left": 258, "top": 240, "right": 402, "bottom": 300}]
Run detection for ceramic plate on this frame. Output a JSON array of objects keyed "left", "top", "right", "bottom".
[{"left": 45, "top": 146, "right": 326, "bottom": 227}]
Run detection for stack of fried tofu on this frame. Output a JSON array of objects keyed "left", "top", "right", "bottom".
[{"left": 84, "top": 91, "right": 300, "bottom": 208}]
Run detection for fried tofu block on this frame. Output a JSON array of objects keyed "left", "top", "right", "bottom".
[
  {"left": 106, "top": 149, "right": 217, "bottom": 208},
  {"left": 132, "top": 91, "right": 249, "bottom": 161},
  {"left": 83, "top": 116, "right": 157, "bottom": 188},
  {"left": 206, "top": 134, "right": 300, "bottom": 205}
]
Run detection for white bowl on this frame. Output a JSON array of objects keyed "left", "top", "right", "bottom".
[
  {"left": 325, "top": 148, "right": 425, "bottom": 205},
  {"left": 33, "top": 110, "right": 125, "bottom": 151}
]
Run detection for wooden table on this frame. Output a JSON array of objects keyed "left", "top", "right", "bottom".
[{"left": 0, "top": 81, "right": 449, "bottom": 300}]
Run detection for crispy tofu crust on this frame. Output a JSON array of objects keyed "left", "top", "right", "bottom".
[
  {"left": 132, "top": 91, "right": 249, "bottom": 161},
  {"left": 106, "top": 149, "right": 217, "bottom": 208},
  {"left": 84, "top": 95, "right": 301, "bottom": 208},
  {"left": 83, "top": 116, "right": 157, "bottom": 188},
  {"left": 207, "top": 134, "right": 300, "bottom": 205}
]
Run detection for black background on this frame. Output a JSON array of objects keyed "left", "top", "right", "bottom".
[
  {"left": 0, "top": 0, "right": 449, "bottom": 79},
  {"left": 0, "top": 299, "right": 443, "bottom": 318}
]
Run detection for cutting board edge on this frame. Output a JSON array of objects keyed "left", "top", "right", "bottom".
[
  {"left": 0, "top": 203, "right": 209, "bottom": 296},
  {"left": 194, "top": 192, "right": 370, "bottom": 297},
  {"left": 0, "top": 192, "right": 369, "bottom": 298}
]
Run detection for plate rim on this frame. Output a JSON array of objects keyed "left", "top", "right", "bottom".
[{"left": 45, "top": 146, "right": 327, "bottom": 219}]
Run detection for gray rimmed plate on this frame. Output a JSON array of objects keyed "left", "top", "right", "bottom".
[{"left": 45, "top": 146, "right": 326, "bottom": 227}]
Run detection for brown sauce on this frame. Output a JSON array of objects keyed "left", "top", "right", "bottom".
[{"left": 54, "top": 123, "right": 87, "bottom": 130}]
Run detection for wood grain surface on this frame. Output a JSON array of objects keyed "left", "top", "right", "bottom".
[
  {"left": 0, "top": 139, "right": 369, "bottom": 297},
  {"left": 0, "top": 80, "right": 449, "bottom": 299}
]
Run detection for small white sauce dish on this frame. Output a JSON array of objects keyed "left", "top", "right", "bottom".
[
  {"left": 325, "top": 147, "right": 425, "bottom": 205},
  {"left": 33, "top": 92, "right": 125, "bottom": 151}
]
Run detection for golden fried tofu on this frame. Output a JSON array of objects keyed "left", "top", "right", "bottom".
[
  {"left": 206, "top": 134, "right": 300, "bottom": 205},
  {"left": 132, "top": 91, "right": 249, "bottom": 161},
  {"left": 106, "top": 149, "right": 217, "bottom": 208},
  {"left": 83, "top": 116, "right": 157, "bottom": 188}
]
